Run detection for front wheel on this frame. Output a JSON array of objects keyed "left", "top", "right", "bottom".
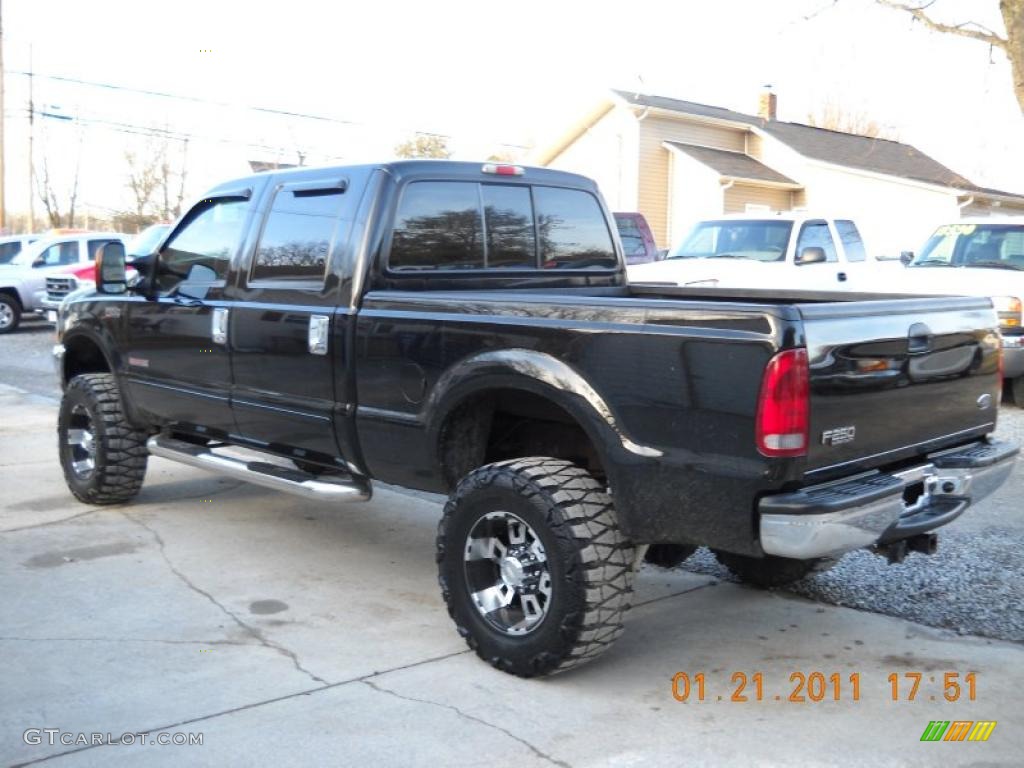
[
  {"left": 0, "top": 294, "right": 21, "bottom": 334},
  {"left": 713, "top": 550, "right": 836, "bottom": 588},
  {"left": 437, "top": 457, "right": 635, "bottom": 677},
  {"left": 58, "top": 373, "right": 149, "bottom": 504}
]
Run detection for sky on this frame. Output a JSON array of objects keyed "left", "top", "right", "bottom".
[{"left": 2, "top": 0, "right": 1023, "bottom": 223}]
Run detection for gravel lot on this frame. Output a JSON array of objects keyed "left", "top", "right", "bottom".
[{"left": 3, "top": 323, "right": 1023, "bottom": 645}]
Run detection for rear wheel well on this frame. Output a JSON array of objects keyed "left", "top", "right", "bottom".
[
  {"left": 63, "top": 336, "right": 111, "bottom": 384},
  {"left": 437, "top": 389, "right": 605, "bottom": 491}
]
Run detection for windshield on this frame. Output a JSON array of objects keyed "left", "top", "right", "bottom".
[
  {"left": 668, "top": 220, "right": 793, "bottom": 262},
  {"left": 912, "top": 223, "right": 1024, "bottom": 270},
  {"left": 127, "top": 224, "right": 171, "bottom": 257}
]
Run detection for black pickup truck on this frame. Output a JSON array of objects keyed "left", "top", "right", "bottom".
[{"left": 54, "top": 161, "right": 1017, "bottom": 676}]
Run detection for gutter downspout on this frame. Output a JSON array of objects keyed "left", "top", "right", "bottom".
[
  {"left": 720, "top": 178, "right": 735, "bottom": 214},
  {"left": 958, "top": 195, "right": 975, "bottom": 211}
]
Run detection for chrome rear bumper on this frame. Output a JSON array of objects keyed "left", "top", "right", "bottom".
[{"left": 759, "top": 439, "right": 1018, "bottom": 559}]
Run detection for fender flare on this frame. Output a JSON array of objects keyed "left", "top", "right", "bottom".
[{"left": 424, "top": 348, "right": 663, "bottom": 467}]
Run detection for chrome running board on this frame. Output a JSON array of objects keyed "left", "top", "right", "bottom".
[{"left": 147, "top": 435, "right": 371, "bottom": 502}]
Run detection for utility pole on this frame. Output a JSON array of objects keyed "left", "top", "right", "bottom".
[
  {"left": 0, "top": 0, "right": 7, "bottom": 232},
  {"left": 27, "top": 44, "right": 34, "bottom": 233}
]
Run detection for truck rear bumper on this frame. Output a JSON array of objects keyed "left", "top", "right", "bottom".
[{"left": 759, "top": 439, "right": 1018, "bottom": 559}]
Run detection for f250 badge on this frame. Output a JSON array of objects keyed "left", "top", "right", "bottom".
[{"left": 822, "top": 426, "right": 856, "bottom": 446}]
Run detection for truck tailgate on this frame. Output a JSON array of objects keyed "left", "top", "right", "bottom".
[{"left": 800, "top": 297, "right": 1001, "bottom": 479}]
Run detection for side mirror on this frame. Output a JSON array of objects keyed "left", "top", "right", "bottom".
[
  {"left": 900, "top": 251, "right": 914, "bottom": 266},
  {"left": 796, "top": 246, "right": 827, "bottom": 265},
  {"left": 656, "top": 248, "right": 669, "bottom": 261},
  {"left": 96, "top": 242, "right": 128, "bottom": 294},
  {"left": 32, "top": 255, "right": 46, "bottom": 268}
]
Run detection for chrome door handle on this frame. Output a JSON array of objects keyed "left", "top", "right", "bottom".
[
  {"left": 309, "top": 314, "right": 329, "bottom": 355},
  {"left": 211, "top": 307, "right": 229, "bottom": 345}
]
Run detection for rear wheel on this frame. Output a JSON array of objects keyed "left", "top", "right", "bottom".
[
  {"left": 0, "top": 293, "right": 21, "bottom": 334},
  {"left": 1010, "top": 376, "right": 1024, "bottom": 407},
  {"left": 713, "top": 550, "right": 836, "bottom": 588},
  {"left": 58, "top": 373, "right": 148, "bottom": 504},
  {"left": 437, "top": 457, "right": 634, "bottom": 677}
]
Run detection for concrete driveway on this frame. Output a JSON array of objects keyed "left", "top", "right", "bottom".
[{"left": 2, "top": 383, "right": 1023, "bottom": 767}]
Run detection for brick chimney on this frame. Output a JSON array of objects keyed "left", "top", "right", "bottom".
[{"left": 758, "top": 88, "right": 777, "bottom": 121}]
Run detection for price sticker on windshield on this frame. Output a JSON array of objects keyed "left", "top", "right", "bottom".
[{"left": 934, "top": 224, "right": 976, "bottom": 237}]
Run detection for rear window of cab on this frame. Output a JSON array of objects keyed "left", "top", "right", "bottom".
[{"left": 387, "top": 181, "right": 618, "bottom": 272}]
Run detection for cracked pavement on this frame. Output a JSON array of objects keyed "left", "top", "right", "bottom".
[{"left": 2, "top": 383, "right": 1024, "bottom": 766}]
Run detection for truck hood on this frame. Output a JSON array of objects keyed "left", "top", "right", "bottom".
[
  {"left": 627, "top": 258, "right": 792, "bottom": 288},
  {"left": 896, "top": 266, "right": 1024, "bottom": 298}
]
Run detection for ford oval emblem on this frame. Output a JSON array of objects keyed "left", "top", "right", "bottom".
[{"left": 977, "top": 393, "right": 993, "bottom": 410}]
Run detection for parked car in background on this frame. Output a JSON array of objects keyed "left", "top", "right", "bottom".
[
  {"left": 0, "top": 231, "right": 130, "bottom": 333},
  {"left": 39, "top": 224, "right": 169, "bottom": 324},
  {"left": 614, "top": 212, "right": 660, "bottom": 264},
  {"left": 0, "top": 234, "right": 41, "bottom": 265},
  {"left": 627, "top": 213, "right": 900, "bottom": 290},
  {"left": 887, "top": 219, "right": 1024, "bottom": 405}
]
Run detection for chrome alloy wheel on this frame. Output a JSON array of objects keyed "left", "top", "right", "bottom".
[
  {"left": 0, "top": 302, "right": 14, "bottom": 330},
  {"left": 65, "top": 404, "right": 97, "bottom": 478},
  {"left": 463, "top": 511, "right": 552, "bottom": 635}
]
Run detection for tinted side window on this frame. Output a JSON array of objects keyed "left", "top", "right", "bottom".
[
  {"left": 252, "top": 187, "right": 344, "bottom": 282},
  {"left": 390, "top": 182, "right": 483, "bottom": 270},
  {"left": 157, "top": 199, "right": 247, "bottom": 292},
  {"left": 534, "top": 187, "right": 616, "bottom": 269},
  {"left": 88, "top": 239, "right": 120, "bottom": 260},
  {"left": 0, "top": 241, "right": 21, "bottom": 264},
  {"left": 482, "top": 184, "right": 536, "bottom": 268},
  {"left": 835, "top": 220, "right": 866, "bottom": 262},
  {"left": 38, "top": 242, "right": 79, "bottom": 267},
  {"left": 796, "top": 221, "right": 838, "bottom": 263}
]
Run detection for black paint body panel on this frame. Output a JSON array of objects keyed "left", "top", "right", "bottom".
[{"left": 57, "top": 161, "right": 1004, "bottom": 556}]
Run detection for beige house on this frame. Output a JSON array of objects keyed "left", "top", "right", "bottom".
[{"left": 534, "top": 90, "right": 1024, "bottom": 254}]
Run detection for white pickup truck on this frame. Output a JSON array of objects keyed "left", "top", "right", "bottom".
[
  {"left": 627, "top": 213, "right": 903, "bottom": 291},
  {"left": 891, "top": 218, "right": 1024, "bottom": 405}
]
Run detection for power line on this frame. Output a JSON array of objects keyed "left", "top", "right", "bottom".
[
  {"left": 3, "top": 68, "right": 361, "bottom": 126},
  {"left": 1, "top": 68, "right": 532, "bottom": 150}
]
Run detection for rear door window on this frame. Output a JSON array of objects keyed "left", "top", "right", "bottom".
[
  {"left": 251, "top": 185, "right": 346, "bottom": 282},
  {"left": 0, "top": 241, "right": 21, "bottom": 264},
  {"left": 534, "top": 187, "right": 617, "bottom": 269},
  {"left": 88, "top": 239, "right": 121, "bottom": 260},
  {"left": 834, "top": 220, "right": 866, "bottom": 262}
]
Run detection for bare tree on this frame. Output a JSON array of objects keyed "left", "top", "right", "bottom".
[
  {"left": 34, "top": 124, "right": 85, "bottom": 228},
  {"left": 395, "top": 133, "right": 452, "bottom": 159},
  {"left": 122, "top": 135, "right": 190, "bottom": 230},
  {"left": 807, "top": 99, "right": 900, "bottom": 138},
  {"left": 876, "top": 1, "right": 1024, "bottom": 113}
]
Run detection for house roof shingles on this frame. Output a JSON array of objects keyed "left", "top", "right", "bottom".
[
  {"left": 613, "top": 89, "right": 1024, "bottom": 201},
  {"left": 664, "top": 141, "right": 798, "bottom": 185}
]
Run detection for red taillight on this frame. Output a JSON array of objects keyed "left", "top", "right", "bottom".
[{"left": 756, "top": 348, "right": 810, "bottom": 458}]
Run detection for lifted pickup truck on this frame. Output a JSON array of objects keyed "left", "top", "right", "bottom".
[{"left": 54, "top": 161, "right": 1018, "bottom": 677}]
